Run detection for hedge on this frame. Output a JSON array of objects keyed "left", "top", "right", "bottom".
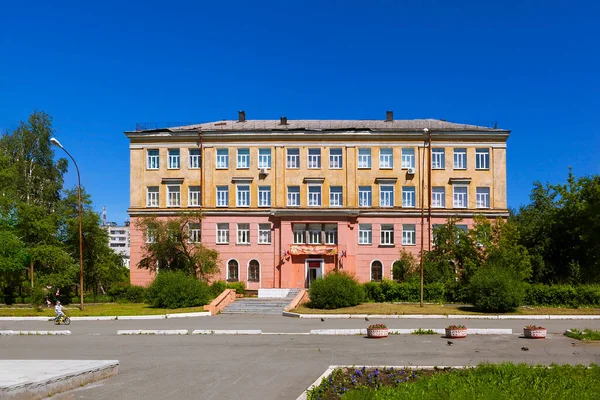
[
  {"left": 363, "top": 280, "right": 445, "bottom": 303},
  {"left": 308, "top": 272, "right": 364, "bottom": 309},
  {"left": 524, "top": 284, "right": 600, "bottom": 307}
]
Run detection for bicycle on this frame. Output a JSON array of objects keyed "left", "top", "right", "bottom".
[{"left": 53, "top": 314, "right": 71, "bottom": 325}]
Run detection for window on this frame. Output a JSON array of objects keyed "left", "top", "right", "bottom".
[
  {"left": 258, "top": 224, "right": 271, "bottom": 244},
  {"left": 293, "top": 224, "right": 306, "bottom": 244},
  {"left": 237, "top": 148, "right": 250, "bottom": 169},
  {"left": 147, "top": 149, "right": 159, "bottom": 169},
  {"left": 216, "top": 186, "right": 229, "bottom": 207},
  {"left": 287, "top": 186, "right": 300, "bottom": 206},
  {"left": 476, "top": 187, "right": 490, "bottom": 208},
  {"left": 324, "top": 224, "right": 337, "bottom": 245},
  {"left": 379, "top": 185, "right": 394, "bottom": 207},
  {"left": 329, "top": 186, "right": 343, "bottom": 207},
  {"left": 147, "top": 186, "right": 159, "bottom": 207},
  {"left": 454, "top": 148, "right": 466, "bottom": 169},
  {"left": 359, "top": 186, "right": 372, "bottom": 207},
  {"left": 371, "top": 261, "right": 383, "bottom": 281},
  {"left": 308, "top": 185, "right": 321, "bottom": 206},
  {"left": 402, "top": 186, "right": 416, "bottom": 208},
  {"left": 287, "top": 148, "right": 299, "bottom": 169},
  {"left": 168, "top": 149, "right": 180, "bottom": 169},
  {"left": 217, "top": 223, "right": 229, "bottom": 244},
  {"left": 258, "top": 148, "right": 271, "bottom": 169},
  {"left": 359, "top": 224, "right": 372, "bottom": 244},
  {"left": 237, "top": 223, "right": 250, "bottom": 244},
  {"left": 308, "top": 223, "right": 322, "bottom": 244},
  {"left": 258, "top": 186, "right": 271, "bottom": 207},
  {"left": 216, "top": 149, "right": 229, "bottom": 169},
  {"left": 248, "top": 260, "right": 260, "bottom": 282},
  {"left": 453, "top": 186, "right": 468, "bottom": 208},
  {"left": 227, "top": 260, "right": 239, "bottom": 282},
  {"left": 146, "top": 227, "right": 157, "bottom": 243},
  {"left": 189, "top": 148, "right": 201, "bottom": 169},
  {"left": 379, "top": 148, "right": 393, "bottom": 169},
  {"left": 476, "top": 149, "right": 490, "bottom": 169},
  {"left": 188, "top": 223, "right": 201, "bottom": 243},
  {"left": 402, "top": 148, "right": 415, "bottom": 169},
  {"left": 188, "top": 186, "right": 201, "bottom": 207},
  {"left": 402, "top": 224, "right": 416, "bottom": 245},
  {"left": 308, "top": 148, "right": 321, "bottom": 169},
  {"left": 380, "top": 224, "right": 394, "bottom": 246},
  {"left": 329, "top": 148, "right": 342, "bottom": 169},
  {"left": 358, "top": 148, "right": 371, "bottom": 168},
  {"left": 236, "top": 185, "right": 250, "bottom": 207},
  {"left": 431, "top": 187, "right": 445, "bottom": 208},
  {"left": 432, "top": 148, "right": 445, "bottom": 169},
  {"left": 167, "top": 185, "right": 181, "bottom": 207}
]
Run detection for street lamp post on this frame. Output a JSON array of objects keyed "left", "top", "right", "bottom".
[{"left": 50, "top": 138, "right": 84, "bottom": 311}]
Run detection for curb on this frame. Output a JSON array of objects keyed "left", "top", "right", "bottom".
[
  {"left": 1, "top": 312, "right": 210, "bottom": 321},
  {"left": 308, "top": 328, "right": 512, "bottom": 335},
  {"left": 284, "top": 312, "right": 600, "bottom": 320},
  {"left": 0, "top": 330, "right": 71, "bottom": 335},
  {"left": 117, "top": 329, "right": 189, "bottom": 335},
  {"left": 192, "top": 330, "right": 263, "bottom": 335}
]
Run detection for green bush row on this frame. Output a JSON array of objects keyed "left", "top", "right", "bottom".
[
  {"left": 308, "top": 272, "right": 364, "bottom": 309},
  {"left": 524, "top": 284, "right": 600, "bottom": 307},
  {"left": 363, "top": 280, "right": 446, "bottom": 303},
  {"left": 146, "top": 271, "right": 212, "bottom": 309}
]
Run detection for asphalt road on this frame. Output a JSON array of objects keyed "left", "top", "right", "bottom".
[{"left": 2, "top": 316, "right": 600, "bottom": 399}]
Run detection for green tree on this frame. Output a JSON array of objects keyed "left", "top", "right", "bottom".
[{"left": 392, "top": 250, "right": 418, "bottom": 282}]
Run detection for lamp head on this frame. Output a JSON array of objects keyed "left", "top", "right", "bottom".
[{"left": 49, "top": 137, "right": 63, "bottom": 148}]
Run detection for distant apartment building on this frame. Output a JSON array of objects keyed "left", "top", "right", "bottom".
[
  {"left": 126, "top": 112, "right": 509, "bottom": 287},
  {"left": 104, "top": 222, "right": 131, "bottom": 269}
]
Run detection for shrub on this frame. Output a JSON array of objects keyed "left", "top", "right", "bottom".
[
  {"left": 210, "top": 280, "right": 227, "bottom": 296},
  {"left": 524, "top": 284, "right": 600, "bottom": 307},
  {"left": 468, "top": 267, "right": 525, "bottom": 312},
  {"left": 392, "top": 250, "right": 419, "bottom": 282},
  {"left": 145, "top": 271, "right": 211, "bottom": 309},
  {"left": 362, "top": 280, "right": 445, "bottom": 303},
  {"left": 29, "top": 286, "right": 46, "bottom": 311},
  {"left": 363, "top": 282, "right": 385, "bottom": 302},
  {"left": 226, "top": 281, "right": 246, "bottom": 295},
  {"left": 123, "top": 285, "right": 146, "bottom": 303},
  {"left": 308, "top": 272, "right": 364, "bottom": 309}
]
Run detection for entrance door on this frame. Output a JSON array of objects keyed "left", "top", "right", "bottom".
[{"left": 306, "top": 260, "right": 323, "bottom": 288}]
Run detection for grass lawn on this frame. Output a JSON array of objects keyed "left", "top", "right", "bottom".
[
  {"left": 0, "top": 303, "right": 208, "bottom": 317},
  {"left": 308, "top": 364, "right": 600, "bottom": 400},
  {"left": 565, "top": 328, "right": 600, "bottom": 341},
  {"left": 292, "top": 302, "right": 600, "bottom": 315}
]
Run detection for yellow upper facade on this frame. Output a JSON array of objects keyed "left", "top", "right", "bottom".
[{"left": 126, "top": 117, "right": 509, "bottom": 216}]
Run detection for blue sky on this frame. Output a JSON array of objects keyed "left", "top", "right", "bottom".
[{"left": 1, "top": 0, "right": 598, "bottom": 223}]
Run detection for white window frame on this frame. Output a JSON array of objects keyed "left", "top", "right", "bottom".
[
  {"left": 167, "top": 185, "right": 181, "bottom": 207},
  {"left": 454, "top": 148, "right": 467, "bottom": 170},
  {"left": 146, "top": 186, "right": 159, "bottom": 207},
  {"left": 189, "top": 148, "right": 201, "bottom": 169},
  {"left": 329, "top": 148, "right": 343, "bottom": 169},
  {"left": 293, "top": 224, "right": 306, "bottom": 244},
  {"left": 402, "top": 186, "right": 416, "bottom": 208},
  {"left": 287, "top": 148, "right": 300, "bottom": 169},
  {"left": 258, "top": 224, "right": 271, "bottom": 244},
  {"left": 188, "top": 186, "right": 201, "bottom": 207},
  {"left": 402, "top": 224, "right": 416, "bottom": 245},
  {"left": 258, "top": 148, "right": 271, "bottom": 169},
  {"left": 237, "top": 223, "right": 250, "bottom": 244},
  {"left": 359, "top": 186, "right": 372, "bottom": 207},
  {"left": 401, "top": 148, "right": 415, "bottom": 169},
  {"left": 476, "top": 187, "right": 490, "bottom": 209},
  {"left": 216, "top": 223, "right": 229, "bottom": 244},
  {"left": 147, "top": 149, "right": 159, "bottom": 170},
  {"left": 307, "top": 224, "right": 322, "bottom": 245},
  {"left": 287, "top": 186, "right": 300, "bottom": 206},
  {"left": 453, "top": 185, "right": 468, "bottom": 209},
  {"left": 476, "top": 149, "right": 490, "bottom": 170},
  {"left": 307, "top": 185, "right": 322, "bottom": 207},
  {"left": 236, "top": 185, "right": 250, "bottom": 207},
  {"left": 216, "top": 186, "right": 229, "bottom": 207},
  {"left": 216, "top": 148, "right": 229, "bottom": 169},
  {"left": 258, "top": 186, "right": 271, "bottom": 207},
  {"left": 168, "top": 149, "right": 180, "bottom": 169},
  {"left": 379, "top": 148, "right": 393, "bottom": 169},
  {"left": 358, "top": 224, "right": 372, "bottom": 245},
  {"left": 307, "top": 148, "right": 321, "bottom": 169},
  {"left": 324, "top": 224, "right": 337, "bottom": 245},
  {"left": 358, "top": 148, "right": 371, "bottom": 169},
  {"left": 379, "top": 185, "right": 394, "bottom": 208},
  {"left": 329, "top": 186, "right": 343, "bottom": 207},
  {"left": 237, "top": 148, "right": 250, "bottom": 169},
  {"left": 431, "top": 148, "right": 445, "bottom": 169},
  {"left": 380, "top": 224, "right": 394, "bottom": 246},
  {"left": 188, "top": 223, "right": 201, "bottom": 243},
  {"left": 431, "top": 187, "right": 445, "bottom": 208}
]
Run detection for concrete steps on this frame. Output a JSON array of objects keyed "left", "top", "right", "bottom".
[{"left": 220, "top": 289, "right": 301, "bottom": 315}]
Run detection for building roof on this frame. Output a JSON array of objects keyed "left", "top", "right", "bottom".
[{"left": 128, "top": 119, "right": 509, "bottom": 134}]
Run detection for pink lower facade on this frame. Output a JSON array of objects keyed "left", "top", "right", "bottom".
[{"left": 129, "top": 214, "right": 477, "bottom": 288}]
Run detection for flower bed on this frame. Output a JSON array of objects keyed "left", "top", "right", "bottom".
[
  {"left": 367, "top": 324, "right": 388, "bottom": 338},
  {"left": 524, "top": 325, "right": 547, "bottom": 339},
  {"left": 445, "top": 324, "right": 467, "bottom": 339}
]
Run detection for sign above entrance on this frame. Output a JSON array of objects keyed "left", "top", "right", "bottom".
[{"left": 290, "top": 244, "right": 338, "bottom": 256}]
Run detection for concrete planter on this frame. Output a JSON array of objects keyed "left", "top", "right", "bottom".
[
  {"left": 524, "top": 328, "right": 547, "bottom": 339},
  {"left": 367, "top": 328, "right": 389, "bottom": 339},
  {"left": 445, "top": 328, "right": 468, "bottom": 339}
]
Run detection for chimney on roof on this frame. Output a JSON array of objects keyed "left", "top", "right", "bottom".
[
  {"left": 238, "top": 110, "right": 246, "bottom": 122},
  {"left": 386, "top": 111, "right": 393, "bottom": 122},
  {"left": 280, "top": 116, "right": 287, "bottom": 125}
]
